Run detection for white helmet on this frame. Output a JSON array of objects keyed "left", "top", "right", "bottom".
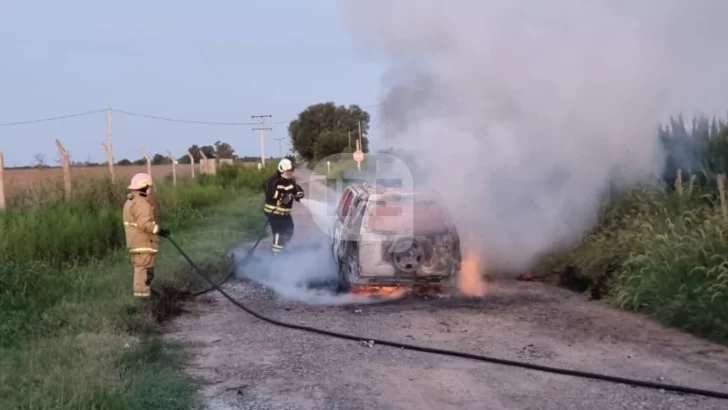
[{"left": 277, "top": 158, "right": 293, "bottom": 173}]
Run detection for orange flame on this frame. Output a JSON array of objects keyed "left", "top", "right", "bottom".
[
  {"left": 458, "top": 246, "right": 487, "bottom": 296},
  {"left": 349, "top": 285, "right": 407, "bottom": 299}
]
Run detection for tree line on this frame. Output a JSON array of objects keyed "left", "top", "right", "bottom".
[{"left": 20, "top": 140, "right": 270, "bottom": 169}]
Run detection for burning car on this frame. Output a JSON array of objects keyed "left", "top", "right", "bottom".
[{"left": 330, "top": 182, "right": 461, "bottom": 295}]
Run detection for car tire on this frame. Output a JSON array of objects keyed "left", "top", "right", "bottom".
[{"left": 335, "top": 258, "right": 352, "bottom": 294}]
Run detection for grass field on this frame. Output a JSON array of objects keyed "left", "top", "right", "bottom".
[
  {"left": 4, "top": 164, "right": 175, "bottom": 189},
  {"left": 0, "top": 161, "right": 276, "bottom": 409},
  {"left": 2, "top": 161, "right": 262, "bottom": 195}
]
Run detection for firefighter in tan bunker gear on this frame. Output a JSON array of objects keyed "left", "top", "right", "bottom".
[{"left": 122, "top": 173, "right": 170, "bottom": 297}]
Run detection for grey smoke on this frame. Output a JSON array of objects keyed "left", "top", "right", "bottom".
[
  {"left": 234, "top": 197, "right": 407, "bottom": 305},
  {"left": 340, "top": 0, "right": 728, "bottom": 273}
]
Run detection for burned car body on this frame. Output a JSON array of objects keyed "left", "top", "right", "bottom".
[{"left": 330, "top": 182, "right": 461, "bottom": 293}]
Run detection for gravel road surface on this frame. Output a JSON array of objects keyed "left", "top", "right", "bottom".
[{"left": 165, "top": 168, "right": 728, "bottom": 410}]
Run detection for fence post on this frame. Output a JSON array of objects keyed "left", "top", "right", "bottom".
[
  {"left": 210, "top": 157, "right": 217, "bottom": 175},
  {"left": 141, "top": 149, "right": 152, "bottom": 178},
  {"left": 102, "top": 142, "right": 116, "bottom": 183},
  {"left": 718, "top": 174, "right": 727, "bottom": 220},
  {"left": 55, "top": 139, "right": 71, "bottom": 201},
  {"left": 200, "top": 151, "right": 208, "bottom": 175},
  {"left": 0, "top": 151, "right": 5, "bottom": 209},
  {"left": 675, "top": 169, "right": 683, "bottom": 196},
  {"left": 167, "top": 150, "right": 177, "bottom": 186},
  {"left": 187, "top": 151, "right": 195, "bottom": 178}
]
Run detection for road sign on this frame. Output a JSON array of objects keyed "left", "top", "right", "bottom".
[{"left": 353, "top": 150, "right": 364, "bottom": 163}]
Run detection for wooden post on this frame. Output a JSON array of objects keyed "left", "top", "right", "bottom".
[
  {"left": 167, "top": 150, "right": 177, "bottom": 186},
  {"left": 718, "top": 174, "right": 727, "bottom": 220},
  {"left": 105, "top": 107, "right": 115, "bottom": 183},
  {"left": 675, "top": 169, "right": 683, "bottom": 196},
  {"left": 55, "top": 139, "right": 71, "bottom": 201},
  {"left": 188, "top": 151, "right": 195, "bottom": 178},
  {"left": 102, "top": 143, "right": 115, "bottom": 183},
  {"left": 689, "top": 174, "right": 696, "bottom": 196},
  {"left": 141, "top": 149, "right": 152, "bottom": 178},
  {"left": 0, "top": 151, "right": 5, "bottom": 209}
]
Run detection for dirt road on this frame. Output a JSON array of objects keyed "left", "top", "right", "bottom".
[{"left": 165, "top": 169, "right": 728, "bottom": 410}]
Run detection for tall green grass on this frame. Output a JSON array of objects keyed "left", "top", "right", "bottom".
[
  {"left": 0, "top": 165, "right": 272, "bottom": 349},
  {"left": 0, "top": 179, "right": 230, "bottom": 348},
  {"left": 197, "top": 161, "right": 278, "bottom": 189},
  {"left": 0, "top": 165, "right": 267, "bottom": 409},
  {"left": 0, "top": 195, "right": 265, "bottom": 409},
  {"left": 0, "top": 181, "right": 233, "bottom": 268},
  {"left": 535, "top": 116, "right": 728, "bottom": 344}
]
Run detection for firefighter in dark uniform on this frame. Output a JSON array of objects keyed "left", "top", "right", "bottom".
[{"left": 263, "top": 158, "right": 304, "bottom": 254}]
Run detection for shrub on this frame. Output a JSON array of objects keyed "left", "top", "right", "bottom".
[
  {"left": 534, "top": 117, "right": 728, "bottom": 344},
  {"left": 197, "top": 162, "right": 278, "bottom": 190}
]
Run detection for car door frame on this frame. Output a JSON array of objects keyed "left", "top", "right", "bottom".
[{"left": 332, "top": 187, "right": 355, "bottom": 262}]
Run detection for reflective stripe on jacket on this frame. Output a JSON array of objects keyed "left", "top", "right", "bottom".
[
  {"left": 123, "top": 191, "right": 160, "bottom": 253},
  {"left": 263, "top": 173, "right": 303, "bottom": 216}
]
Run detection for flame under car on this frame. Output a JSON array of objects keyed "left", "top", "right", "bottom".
[{"left": 330, "top": 183, "right": 461, "bottom": 294}]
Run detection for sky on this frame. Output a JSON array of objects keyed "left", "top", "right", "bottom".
[{"left": 0, "top": 0, "right": 386, "bottom": 167}]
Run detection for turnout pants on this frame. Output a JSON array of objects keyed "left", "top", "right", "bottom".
[
  {"left": 130, "top": 252, "right": 157, "bottom": 297},
  {"left": 268, "top": 214, "right": 294, "bottom": 254}
]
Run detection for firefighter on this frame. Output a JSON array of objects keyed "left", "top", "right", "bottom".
[
  {"left": 263, "top": 158, "right": 305, "bottom": 254},
  {"left": 122, "top": 173, "right": 170, "bottom": 297}
]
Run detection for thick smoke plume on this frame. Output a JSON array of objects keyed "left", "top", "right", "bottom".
[{"left": 341, "top": 0, "right": 728, "bottom": 273}]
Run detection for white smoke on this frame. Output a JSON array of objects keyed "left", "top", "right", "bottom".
[
  {"left": 234, "top": 196, "right": 407, "bottom": 305},
  {"left": 340, "top": 0, "right": 728, "bottom": 273}
]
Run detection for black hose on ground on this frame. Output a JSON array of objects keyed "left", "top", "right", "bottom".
[
  {"left": 165, "top": 235, "right": 728, "bottom": 400},
  {"left": 190, "top": 218, "right": 269, "bottom": 297}
]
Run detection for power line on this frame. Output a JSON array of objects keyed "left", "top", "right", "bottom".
[
  {"left": 0, "top": 102, "right": 384, "bottom": 128},
  {"left": 114, "top": 109, "right": 268, "bottom": 126},
  {"left": 0, "top": 109, "right": 106, "bottom": 127}
]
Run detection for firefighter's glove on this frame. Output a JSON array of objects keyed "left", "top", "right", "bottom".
[
  {"left": 145, "top": 267, "right": 155, "bottom": 286},
  {"left": 295, "top": 191, "right": 305, "bottom": 201},
  {"left": 157, "top": 227, "right": 171, "bottom": 237}
]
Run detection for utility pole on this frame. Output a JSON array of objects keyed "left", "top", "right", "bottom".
[
  {"left": 358, "top": 121, "right": 363, "bottom": 148},
  {"left": 251, "top": 114, "right": 272, "bottom": 166},
  {"left": 274, "top": 137, "right": 285, "bottom": 157}
]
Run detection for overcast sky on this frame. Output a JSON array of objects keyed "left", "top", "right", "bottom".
[{"left": 0, "top": 0, "right": 386, "bottom": 166}]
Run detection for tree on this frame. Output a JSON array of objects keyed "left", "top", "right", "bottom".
[
  {"left": 313, "top": 130, "right": 349, "bottom": 160},
  {"left": 151, "top": 153, "right": 167, "bottom": 165},
  {"left": 214, "top": 141, "right": 235, "bottom": 159},
  {"left": 288, "top": 102, "right": 370, "bottom": 162},
  {"left": 132, "top": 158, "right": 146, "bottom": 166},
  {"left": 187, "top": 144, "right": 201, "bottom": 162},
  {"left": 200, "top": 145, "right": 216, "bottom": 159},
  {"left": 33, "top": 153, "right": 47, "bottom": 168},
  {"left": 117, "top": 158, "right": 132, "bottom": 166}
]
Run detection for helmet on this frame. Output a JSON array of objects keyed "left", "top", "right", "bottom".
[
  {"left": 277, "top": 158, "right": 293, "bottom": 173},
  {"left": 127, "top": 173, "right": 153, "bottom": 190}
]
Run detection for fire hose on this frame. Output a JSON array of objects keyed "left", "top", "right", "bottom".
[
  {"left": 165, "top": 235, "right": 728, "bottom": 400},
  {"left": 190, "top": 218, "right": 269, "bottom": 297}
]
